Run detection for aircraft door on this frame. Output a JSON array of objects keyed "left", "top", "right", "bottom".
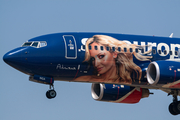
[{"left": 63, "top": 35, "right": 77, "bottom": 59}]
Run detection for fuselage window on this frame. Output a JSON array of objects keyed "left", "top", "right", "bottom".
[
  {"left": 175, "top": 51, "right": 178, "bottom": 55},
  {"left": 169, "top": 51, "right": 172, "bottom": 55},
  {"left": 89, "top": 45, "right": 92, "bottom": 50},
  {"left": 141, "top": 49, "right": 144, "bottom": 53},
  {"left": 152, "top": 49, "right": 156, "bottom": 54},
  {"left": 163, "top": 50, "right": 167, "bottom": 55},
  {"left": 112, "top": 47, "right": 115, "bottom": 51},
  {"left": 100, "top": 46, "right": 104, "bottom": 51},
  {"left": 158, "top": 50, "right": 161, "bottom": 54},
  {"left": 95, "top": 46, "right": 98, "bottom": 50},
  {"left": 106, "top": 47, "right": 110, "bottom": 51},
  {"left": 124, "top": 48, "right": 127, "bottom": 52},
  {"left": 135, "top": 48, "right": 138, "bottom": 53},
  {"left": 118, "top": 47, "right": 121, "bottom": 52},
  {"left": 129, "top": 48, "right": 133, "bottom": 52},
  {"left": 82, "top": 45, "right": 85, "bottom": 49}
]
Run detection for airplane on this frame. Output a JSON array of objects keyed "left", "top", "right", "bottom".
[{"left": 3, "top": 32, "right": 180, "bottom": 115}]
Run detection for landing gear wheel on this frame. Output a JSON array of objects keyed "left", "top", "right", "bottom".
[
  {"left": 174, "top": 101, "right": 180, "bottom": 114},
  {"left": 168, "top": 90, "right": 180, "bottom": 115},
  {"left": 46, "top": 90, "right": 57, "bottom": 99},
  {"left": 169, "top": 103, "right": 179, "bottom": 115}
]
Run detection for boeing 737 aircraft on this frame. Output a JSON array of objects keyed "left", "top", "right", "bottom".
[{"left": 3, "top": 32, "right": 180, "bottom": 115}]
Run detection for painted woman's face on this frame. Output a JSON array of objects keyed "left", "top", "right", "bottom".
[{"left": 89, "top": 42, "right": 117, "bottom": 75}]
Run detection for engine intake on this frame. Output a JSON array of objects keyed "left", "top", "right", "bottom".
[
  {"left": 147, "top": 60, "right": 180, "bottom": 85},
  {"left": 147, "top": 62, "right": 160, "bottom": 85}
]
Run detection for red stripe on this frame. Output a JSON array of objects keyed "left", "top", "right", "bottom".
[
  {"left": 73, "top": 70, "right": 79, "bottom": 79},
  {"left": 119, "top": 88, "right": 142, "bottom": 104},
  {"left": 50, "top": 78, "right": 52, "bottom": 84},
  {"left": 174, "top": 70, "right": 176, "bottom": 82},
  {"left": 170, "top": 83, "right": 180, "bottom": 88}
]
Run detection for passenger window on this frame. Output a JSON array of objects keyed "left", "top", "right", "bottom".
[
  {"left": 124, "top": 48, "right": 127, "bottom": 52},
  {"left": 112, "top": 47, "right": 115, "bottom": 51},
  {"left": 83, "top": 45, "right": 85, "bottom": 49},
  {"left": 135, "top": 48, "right": 138, "bottom": 53},
  {"left": 141, "top": 49, "right": 144, "bottom": 53},
  {"left": 163, "top": 50, "right": 167, "bottom": 55},
  {"left": 175, "top": 51, "right": 178, "bottom": 55},
  {"left": 129, "top": 48, "right": 133, "bottom": 52},
  {"left": 158, "top": 50, "right": 161, "bottom": 54},
  {"left": 152, "top": 49, "right": 156, "bottom": 54},
  {"left": 89, "top": 45, "right": 92, "bottom": 50},
  {"left": 32, "top": 42, "right": 39, "bottom": 47},
  {"left": 118, "top": 47, "right": 121, "bottom": 52},
  {"left": 106, "top": 47, "right": 110, "bottom": 51},
  {"left": 100, "top": 46, "right": 103, "bottom": 51},
  {"left": 95, "top": 46, "right": 98, "bottom": 50},
  {"left": 169, "top": 51, "right": 172, "bottom": 55}
]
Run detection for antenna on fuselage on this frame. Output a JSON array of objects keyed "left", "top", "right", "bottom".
[{"left": 169, "top": 33, "right": 173, "bottom": 38}]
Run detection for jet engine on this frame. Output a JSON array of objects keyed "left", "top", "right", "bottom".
[
  {"left": 147, "top": 61, "right": 180, "bottom": 85},
  {"left": 91, "top": 83, "right": 150, "bottom": 103}
]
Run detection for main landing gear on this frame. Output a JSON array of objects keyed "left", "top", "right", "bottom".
[
  {"left": 46, "top": 84, "right": 57, "bottom": 99},
  {"left": 168, "top": 90, "right": 180, "bottom": 115}
]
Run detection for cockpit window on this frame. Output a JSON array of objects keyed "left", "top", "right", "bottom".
[
  {"left": 32, "top": 42, "right": 39, "bottom": 47},
  {"left": 22, "top": 42, "right": 32, "bottom": 47},
  {"left": 22, "top": 41, "right": 47, "bottom": 48},
  {"left": 40, "top": 41, "right": 47, "bottom": 47}
]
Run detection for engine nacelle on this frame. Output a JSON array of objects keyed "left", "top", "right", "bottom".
[
  {"left": 91, "top": 83, "right": 149, "bottom": 104},
  {"left": 147, "top": 60, "right": 180, "bottom": 85}
]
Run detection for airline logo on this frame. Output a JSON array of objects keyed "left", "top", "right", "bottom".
[{"left": 81, "top": 38, "right": 180, "bottom": 59}]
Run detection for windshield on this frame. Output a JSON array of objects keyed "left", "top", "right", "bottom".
[
  {"left": 31, "top": 42, "right": 39, "bottom": 47},
  {"left": 22, "top": 42, "right": 32, "bottom": 47},
  {"left": 22, "top": 41, "right": 47, "bottom": 48}
]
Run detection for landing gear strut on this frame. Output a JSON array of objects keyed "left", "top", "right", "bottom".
[
  {"left": 168, "top": 90, "right": 180, "bottom": 115},
  {"left": 46, "top": 84, "right": 56, "bottom": 99}
]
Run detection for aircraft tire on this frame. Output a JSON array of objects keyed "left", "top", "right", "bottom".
[
  {"left": 169, "top": 103, "right": 179, "bottom": 115},
  {"left": 46, "top": 90, "right": 50, "bottom": 99},
  {"left": 46, "top": 90, "right": 56, "bottom": 99},
  {"left": 173, "top": 101, "right": 180, "bottom": 114}
]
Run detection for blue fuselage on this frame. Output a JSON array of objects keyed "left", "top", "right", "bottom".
[{"left": 3, "top": 32, "right": 180, "bottom": 87}]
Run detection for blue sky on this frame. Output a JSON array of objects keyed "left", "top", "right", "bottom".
[{"left": 1, "top": 0, "right": 180, "bottom": 120}]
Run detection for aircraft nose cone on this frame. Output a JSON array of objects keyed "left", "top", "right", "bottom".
[
  {"left": 3, "top": 52, "right": 13, "bottom": 64},
  {"left": 3, "top": 48, "right": 24, "bottom": 66},
  {"left": 3, "top": 53, "right": 9, "bottom": 63},
  {"left": 3, "top": 47, "right": 33, "bottom": 74},
  {"left": 3, "top": 52, "right": 20, "bottom": 65}
]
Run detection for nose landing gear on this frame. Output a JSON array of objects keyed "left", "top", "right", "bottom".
[
  {"left": 168, "top": 90, "right": 180, "bottom": 115},
  {"left": 46, "top": 84, "right": 57, "bottom": 99}
]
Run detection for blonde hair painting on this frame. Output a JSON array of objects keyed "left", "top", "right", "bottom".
[{"left": 84, "top": 35, "right": 152, "bottom": 83}]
